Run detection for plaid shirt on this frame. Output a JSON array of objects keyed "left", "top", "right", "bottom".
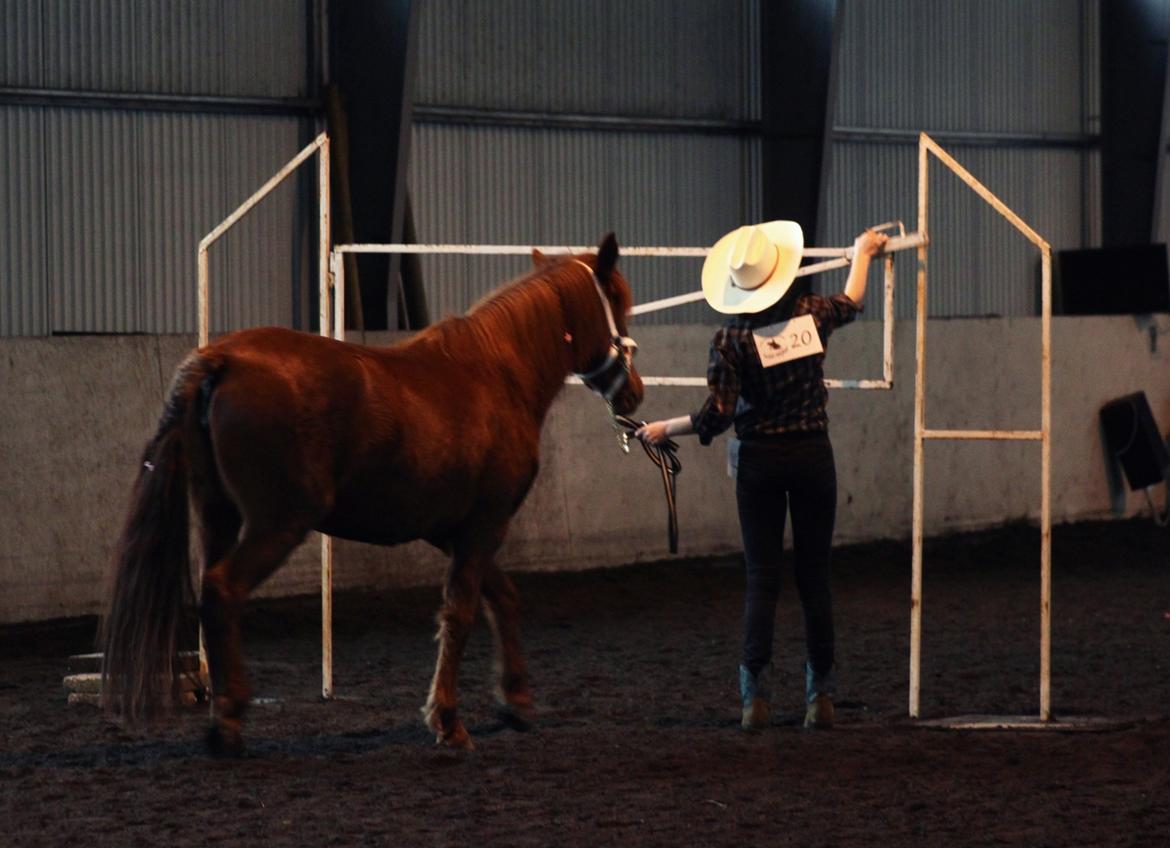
[{"left": 690, "top": 293, "right": 862, "bottom": 444}]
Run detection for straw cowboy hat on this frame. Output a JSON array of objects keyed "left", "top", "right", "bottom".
[{"left": 701, "top": 220, "right": 804, "bottom": 314}]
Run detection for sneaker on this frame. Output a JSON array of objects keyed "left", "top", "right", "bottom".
[
  {"left": 803, "top": 693, "right": 834, "bottom": 730},
  {"left": 739, "top": 664, "right": 771, "bottom": 731}
]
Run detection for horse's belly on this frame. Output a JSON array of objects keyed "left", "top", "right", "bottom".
[
  {"left": 314, "top": 518, "right": 421, "bottom": 547},
  {"left": 315, "top": 473, "right": 475, "bottom": 547}
]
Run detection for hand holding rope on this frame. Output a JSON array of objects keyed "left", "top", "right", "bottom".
[{"left": 610, "top": 413, "right": 682, "bottom": 554}]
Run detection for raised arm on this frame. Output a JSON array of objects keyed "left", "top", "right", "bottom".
[{"left": 843, "top": 229, "right": 889, "bottom": 305}]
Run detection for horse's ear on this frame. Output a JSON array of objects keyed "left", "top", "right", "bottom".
[
  {"left": 531, "top": 248, "right": 550, "bottom": 267},
  {"left": 595, "top": 233, "right": 619, "bottom": 279}
]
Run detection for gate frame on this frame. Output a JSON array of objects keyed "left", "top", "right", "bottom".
[
  {"left": 909, "top": 132, "right": 1054, "bottom": 727},
  {"left": 194, "top": 131, "right": 1063, "bottom": 726}
]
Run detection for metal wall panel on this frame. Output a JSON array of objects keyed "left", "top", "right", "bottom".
[
  {"left": 824, "top": 0, "right": 1099, "bottom": 318},
  {"left": 409, "top": 124, "right": 758, "bottom": 325},
  {"left": 410, "top": 0, "right": 762, "bottom": 327},
  {"left": 1, "top": 1, "right": 45, "bottom": 87},
  {"left": 823, "top": 142, "right": 1091, "bottom": 319},
  {"left": 218, "top": 0, "right": 307, "bottom": 97},
  {"left": 138, "top": 112, "right": 226, "bottom": 334},
  {"left": 835, "top": 0, "right": 1090, "bottom": 135},
  {"left": 19, "top": 0, "right": 307, "bottom": 96},
  {"left": 142, "top": 114, "right": 304, "bottom": 335},
  {"left": 133, "top": 0, "right": 231, "bottom": 95},
  {"left": 0, "top": 107, "right": 49, "bottom": 336},
  {"left": 44, "top": 108, "right": 142, "bottom": 333},
  {"left": 37, "top": 0, "right": 142, "bottom": 92},
  {"left": 1, "top": 1, "right": 311, "bottom": 337},
  {"left": 414, "top": 0, "right": 759, "bottom": 120},
  {"left": 212, "top": 117, "right": 302, "bottom": 333},
  {"left": 26, "top": 110, "right": 303, "bottom": 337}
]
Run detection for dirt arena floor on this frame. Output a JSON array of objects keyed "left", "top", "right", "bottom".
[{"left": 1, "top": 518, "right": 1168, "bottom": 846}]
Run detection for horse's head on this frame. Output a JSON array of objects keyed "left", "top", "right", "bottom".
[{"left": 536, "top": 233, "right": 644, "bottom": 416}]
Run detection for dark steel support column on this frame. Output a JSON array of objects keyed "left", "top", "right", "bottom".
[
  {"left": 328, "top": 0, "right": 418, "bottom": 329},
  {"left": 759, "top": 0, "right": 840, "bottom": 249},
  {"left": 1101, "top": 0, "right": 1170, "bottom": 246}
]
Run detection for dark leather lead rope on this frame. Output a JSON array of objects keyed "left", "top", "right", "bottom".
[{"left": 612, "top": 414, "right": 682, "bottom": 554}]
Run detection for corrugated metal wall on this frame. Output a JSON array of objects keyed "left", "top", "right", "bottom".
[
  {"left": 0, "top": 0, "right": 310, "bottom": 337},
  {"left": 2, "top": 0, "right": 307, "bottom": 97},
  {"left": 823, "top": 0, "right": 1100, "bottom": 319},
  {"left": 408, "top": 0, "right": 761, "bottom": 325},
  {"left": 414, "top": 0, "right": 759, "bottom": 120},
  {"left": 410, "top": 124, "right": 758, "bottom": 324},
  {"left": 1, "top": 106, "right": 49, "bottom": 336},
  {"left": 408, "top": 0, "right": 1100, "bottom": 325},
  {"left": 1, "top": 1, "right": 1107, "bottom": 334}
]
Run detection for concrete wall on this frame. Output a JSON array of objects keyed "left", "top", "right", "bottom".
[{"left": 2, "top": 315, "right": 1167, "bottom": 624}]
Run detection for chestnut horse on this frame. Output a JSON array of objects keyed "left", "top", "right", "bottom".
[{"left": 100, "top": 234, "right": 643, "bottom": 754}]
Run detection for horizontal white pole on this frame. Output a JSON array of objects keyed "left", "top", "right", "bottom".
[
  {"left": 630, "top": 233, "right": 926, "bottom": 317},
  {"left": 629, "top": 290, "right": 705, "bottom": 315},
  {"left": 921, "top": 429, "right": 1044, "bottom": 441},
  {"left": 565, "top": 375, "right": 706, "bottom": 387},
  {"left": 629, "top": 259, "right": 851, "bottom": 316},
  {"left": 827, "top": 379, "right": 892, "bottom": 390},
  {"left": 337, "top": 243, "right": 710, "bottom": 257},
  {"left": 335, "top": 233, "right": 927, "bottom": 262},
  {"left": 565, "top": 376, "right": 891, "bottom": 390}
]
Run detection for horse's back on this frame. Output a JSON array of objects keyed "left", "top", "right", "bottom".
[{"left": 198, "top": 326, "right": 541, "bottom": 547}]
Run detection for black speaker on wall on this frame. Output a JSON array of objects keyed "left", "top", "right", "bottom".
[{"left": 1100, "top": 392, "right": 1170, "bottom": 490}]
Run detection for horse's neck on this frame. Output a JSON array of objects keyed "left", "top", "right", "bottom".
[{"left": 464, "top": 293, "right": 572, "bottom": 420}]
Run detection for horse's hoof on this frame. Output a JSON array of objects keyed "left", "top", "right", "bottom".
[
  {"left": 437, "top": 721, "right": 475, "bottom": 751},
  {"left": 497, "top": 700, "right": 535, "bottom": 732},
  {"left": 205, "top": 722, "right": 245, "bottom": 758},
  {"left": 422, "top": 701, "right": 475, "bottom": 750}
]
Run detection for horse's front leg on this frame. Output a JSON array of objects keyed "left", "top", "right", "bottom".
[
  {"left": 423, "top": 552, "right": 484, "bottom": 749},
  {"left": 481, "top": 560, "right": 533, "bottom": 730}
]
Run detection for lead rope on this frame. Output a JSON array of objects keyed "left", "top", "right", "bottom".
[{"left": 610, "top": 413, "right": 682, "bottom": 554}]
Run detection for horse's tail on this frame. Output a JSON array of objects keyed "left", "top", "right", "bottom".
[{"left": 100, "top": 353, "right": 218, "bottom": 721}]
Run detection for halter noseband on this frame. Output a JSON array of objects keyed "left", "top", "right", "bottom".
[{"left": 568, "top": 259, "right": 638, "bottom": 405}]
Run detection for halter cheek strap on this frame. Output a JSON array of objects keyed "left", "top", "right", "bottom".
[{"left": 568, "top": 259, "right": 638, "bottom": 403}]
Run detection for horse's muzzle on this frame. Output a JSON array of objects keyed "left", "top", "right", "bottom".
[{"left": 609, "top": 369, "right": 644, "bottom": 416}]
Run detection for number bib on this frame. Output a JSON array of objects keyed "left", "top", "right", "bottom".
[{"left": 752, "top": 313, "right": 823, "bottom": 367}]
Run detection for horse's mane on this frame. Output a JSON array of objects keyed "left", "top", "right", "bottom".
[{"left": 429, "top": 257, "right": 617, "bottom": 366}]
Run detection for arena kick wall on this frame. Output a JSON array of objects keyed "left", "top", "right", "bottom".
[{"left": 2, "top": 316, "right": 1167, "bottom": 624}]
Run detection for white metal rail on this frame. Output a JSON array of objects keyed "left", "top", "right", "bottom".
[{"left": 333, "top": 231, "right": 925, "bottom": 390}]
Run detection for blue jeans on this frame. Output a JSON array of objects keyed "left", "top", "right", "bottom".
[{"left": 735, "top": 431, "right": 837, "bottom": 694}]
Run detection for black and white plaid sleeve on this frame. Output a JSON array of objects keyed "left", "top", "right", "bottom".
[{"left": 690, "top": 329, "right": 740, "bottom": 446}]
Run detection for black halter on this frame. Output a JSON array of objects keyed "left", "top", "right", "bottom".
[{"left": 569, "top": 260, "right": 638, "bottom": 405}]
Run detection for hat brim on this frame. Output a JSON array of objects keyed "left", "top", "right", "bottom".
[{"left": 701, "top": 221, "right": 804, "bottom": 314}]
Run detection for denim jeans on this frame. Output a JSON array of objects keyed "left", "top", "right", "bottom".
[{"left": 735, "top": 431, "right": 837, "bottom": 691}]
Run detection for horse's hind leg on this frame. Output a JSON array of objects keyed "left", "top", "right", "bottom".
[
  {"left": 200, "top": 525, "right": 306, "bottom": 756},
  {"left": 481, "top": 561, "right": 533, "bottom": 730},
  {"left": 423, "top": 549, "right": 485, "bottom": 750},
  {"left": 194, "top": 493, "right": 242, "bottom": 708}
]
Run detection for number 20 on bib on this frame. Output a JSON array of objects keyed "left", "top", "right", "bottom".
[{"left": 752, "top": 313, "right": 824, "bottom": 367}]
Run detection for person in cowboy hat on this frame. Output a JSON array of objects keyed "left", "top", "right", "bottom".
[{"left": 636, "top": 221, "right": 888, "bottom": 731}]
